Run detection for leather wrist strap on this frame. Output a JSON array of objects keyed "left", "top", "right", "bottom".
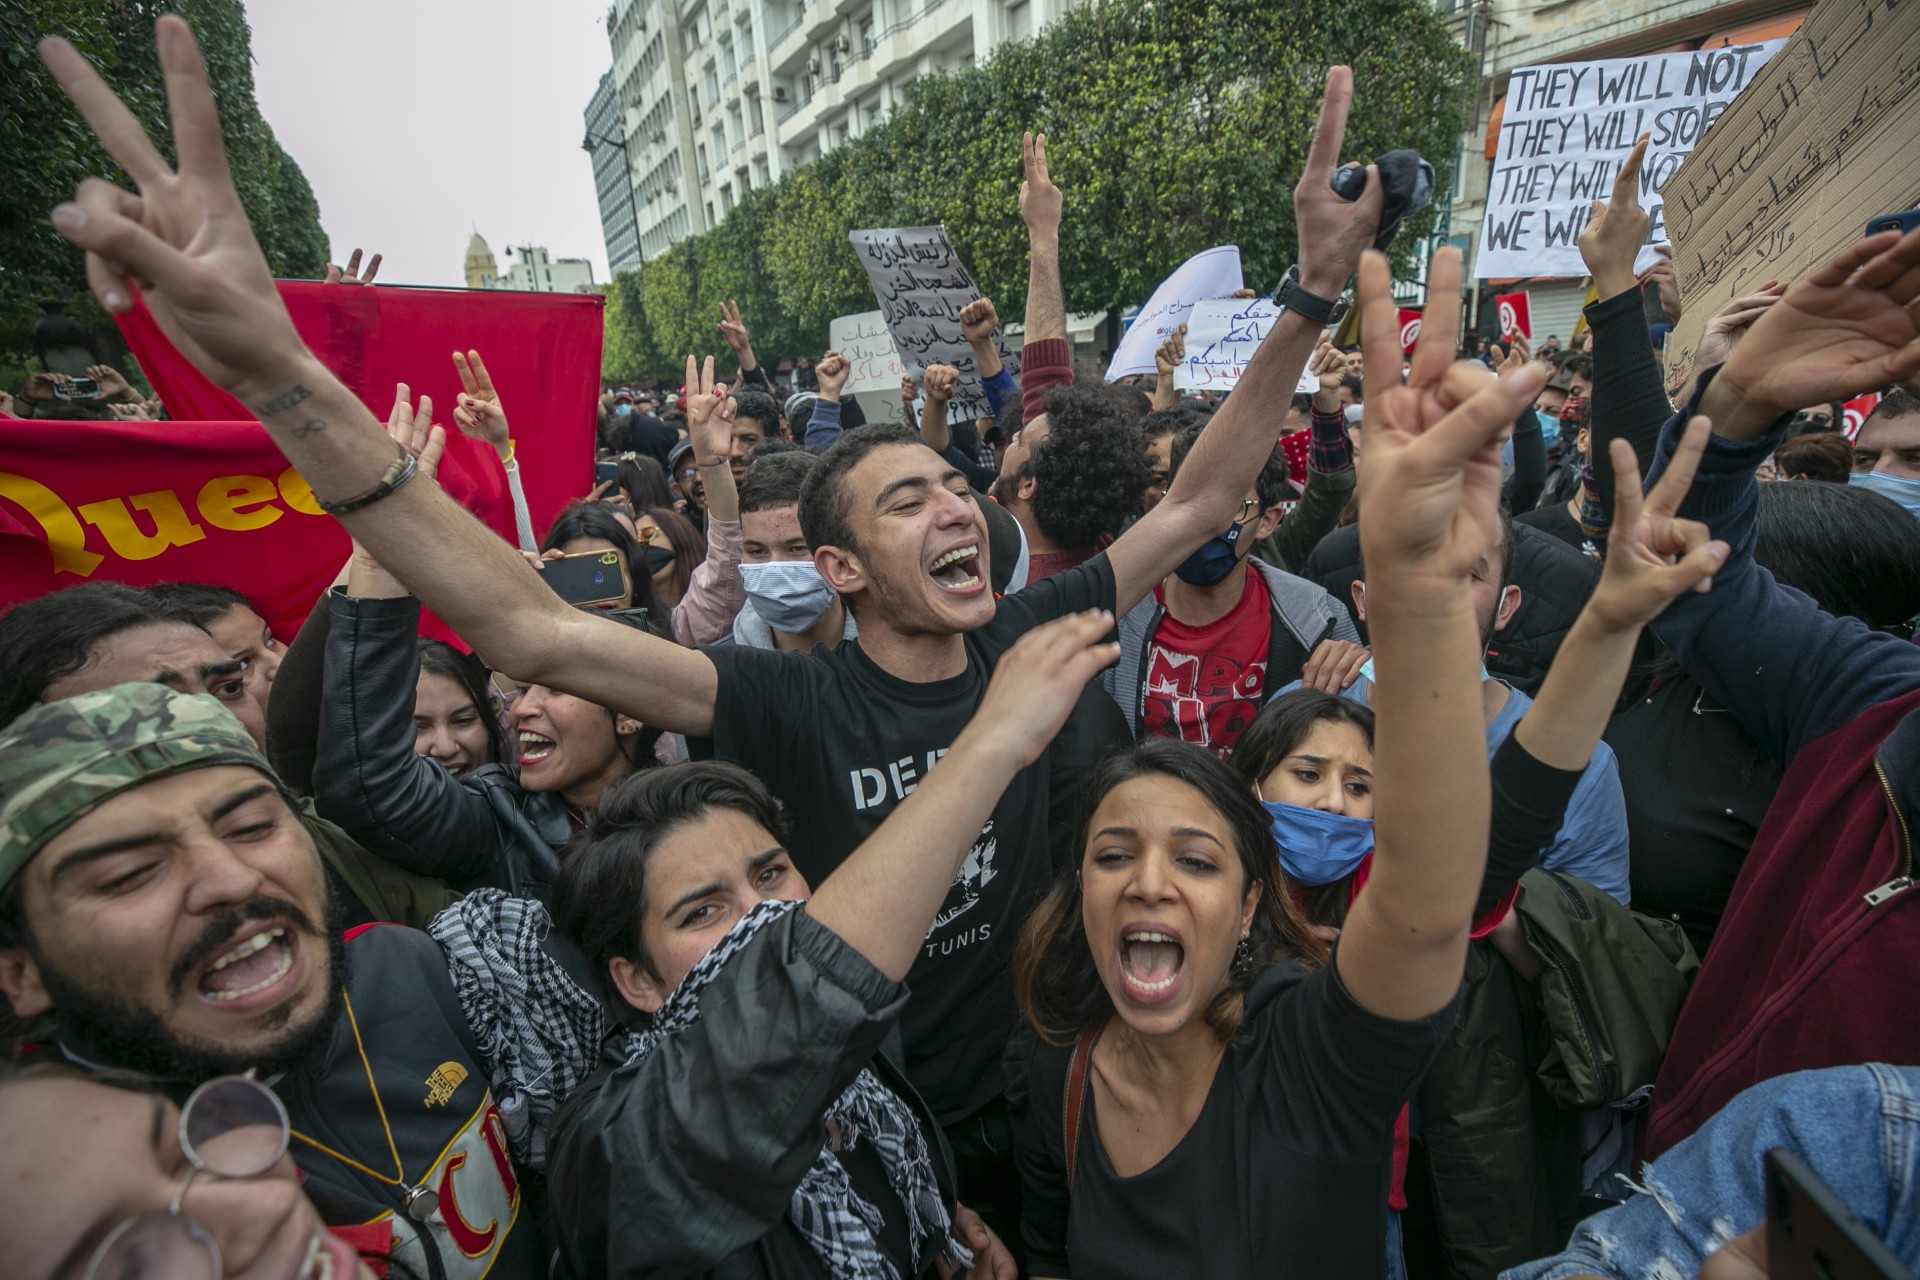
[
  {"left": 317, "top": 449, "right": 418, "bottom": 516},
  {"left": 1271, "top": 265, "right": 1350, "bottom": 327}
]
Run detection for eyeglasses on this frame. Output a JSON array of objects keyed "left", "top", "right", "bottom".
[{"left": 85, "top": 1075, "right": 291, "bottom": 1280}]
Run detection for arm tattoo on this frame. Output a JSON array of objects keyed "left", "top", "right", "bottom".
[
  {"left": 256, "top": 385, "right": 313, "bottom": 416},
  {"left": 291, "top": 418, "right": 327, "bottom": 439}
]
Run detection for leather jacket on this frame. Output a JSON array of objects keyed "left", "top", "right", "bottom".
[{"left": 313, "top": 591, "right": 571, "bottom": 901}]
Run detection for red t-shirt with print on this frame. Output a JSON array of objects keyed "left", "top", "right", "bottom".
[{"left": 1140, "top": 563, "right": 1271, "bottom": 757}]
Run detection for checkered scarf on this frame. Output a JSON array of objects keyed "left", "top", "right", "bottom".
[
  {"left": 430, "top": 890, "right": 608, "bottom": 1171},
  {"left": 623, "top": 899, "right": 965, "bottom": 1279}
]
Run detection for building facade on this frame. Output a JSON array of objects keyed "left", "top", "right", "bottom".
[
  {"left": 592, "top": 0, "right": 1078, "bottom": 268},
  {"left": 586, "top": 70, "right": 644, "bottom": 275},
  {"left": 465, "top": 234, "right": 598, "bottom": 293},
  {"left": 1441, "top": 0, "right": 1807, "bottom": 337}
]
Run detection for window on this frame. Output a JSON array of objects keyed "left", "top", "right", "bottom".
[
  {"left": 749, "top": 96, "right": 765, "bottom": 135},
  {"left": 859, "top": 16, "right": 873, "bottom": 54}
]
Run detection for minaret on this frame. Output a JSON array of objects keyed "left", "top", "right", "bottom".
[{"left": 464, "top": 230, "right": 499, "bottom": 289}]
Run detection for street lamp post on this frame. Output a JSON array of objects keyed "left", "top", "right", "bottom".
[{"left": 583, "top": 130, "right": 643, "bottom": 274}]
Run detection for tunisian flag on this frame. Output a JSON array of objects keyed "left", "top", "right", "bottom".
[
  {"left": 0, "top": 284, "right": 601, "bottom": 636},
  {"left": 1494, "top": 291, "right": 1533, "bottom": 341}
]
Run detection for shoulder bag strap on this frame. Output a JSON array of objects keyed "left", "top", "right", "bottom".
[{"left": 1063, "top": 1024, "right": 1102, "bottom": 1192}]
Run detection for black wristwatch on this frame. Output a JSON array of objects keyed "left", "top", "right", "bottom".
[{"left": 1270, "top": 266, "right": 1350, "bottom": 326}]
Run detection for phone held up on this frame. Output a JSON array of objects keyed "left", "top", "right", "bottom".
[
  {"left": 543, "top": 549, "right": 630, "bottom": 608},
  {"left": 1765, "top": 1149, "right": 1914, "bottom": 1280},
  {"left": 1865, "top": 209, "right": 1920, "bottom": 238},
  {"left": 53, "top": 376, "right": 101, "bottom": 400}
]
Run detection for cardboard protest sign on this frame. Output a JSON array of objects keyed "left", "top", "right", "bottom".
[
  {"left": 1397, "top": 309, "right": 1424, "bottom": 355},
  {"left": 1477, "top": 41, "right": 1786, "bottom": 280},
  {"left": 1495, "top": 291, "right": 1533, "bottom": 339},
  {"left": 1104, "top": 246, "right": 1244, "bottom": 381},
  {"left": 829, "top": 311, "right": 908, "bottom": 396},
  {"left": 1660, "top": 0, "right": 1920, "bottom": 396},
  {"left": 848, "top": 226, "right": 1020, "bottom": 422},
  {"left": 1173, "top": 299, "right": 1320, "bottom": 394}
]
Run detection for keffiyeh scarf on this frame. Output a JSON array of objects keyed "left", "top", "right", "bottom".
[
  {"left": 430, "top": 890, "right": 608, "bottom": 1170},
  {"left": 623, "top": 899, "right": 966, "bottom": 1279}
]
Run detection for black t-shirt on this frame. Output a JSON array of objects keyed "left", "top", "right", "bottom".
[
  {"left": 1603, "top": 673, "right": 1780, "bottom": 954},
  {"left": 706, "top": 555, "right": 1119, "bottom": 1123},
  {"left": 623, "top": 413, "right": 679, "bottom": 471},
  {"left": 1515, "top": 501, "right": 1599, "bottom": 560},
  {"left": 1010, "top": 959, "right": 1454, "bottom": 1279}
]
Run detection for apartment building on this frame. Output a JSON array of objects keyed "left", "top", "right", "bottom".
[
  {"left": 585, "top": 70, "right": 643, "bottom": 275},
  {"left": 590, "top": 0, "right": 1077, "bottom": 268},
  {"left": 1441, "top": 0, "right": 1807, "bottom": 336}
]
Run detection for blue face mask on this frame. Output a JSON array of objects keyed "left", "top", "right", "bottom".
[
  {"left": 1535, "top": 409, "right": 1561, "bottom": 448},
  {"left": 740, "top": 560, "right": 837, "bottom": 632},
  {"left": 1173, "top": 520, "right": 1246, "bottom": 587},
  {"left": 614, "top": 402, "right": 633, "bottom": 417},
  {"left": 1259, "top": 797, "right": 1375, "bottom": 887},
  {"left": 1850, "top": 469, "right": 1920, "bottom": 519}
]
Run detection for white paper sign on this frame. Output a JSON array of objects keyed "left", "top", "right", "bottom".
[
  {"left": 1173, "top": 299, "right": 1320, "bottom": 394},
  {"left": 1475, "top": 41, "right": 1785, "bottom": 279},
  {"left": 1104, "top": 246, "right": 1245, "bottom": 381},
  {"left": 828, "top": 311, "right": 907, "bottom": 396},
  {"left": 847, "top": 225, "right": 1020, "bottom": 422}
]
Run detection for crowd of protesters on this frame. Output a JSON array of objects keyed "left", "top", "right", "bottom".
[{"left": 2, "top": 16, "right": 1920, "bottom": 1280}]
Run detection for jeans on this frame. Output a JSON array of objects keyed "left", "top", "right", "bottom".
[{"left": 1501, "top": 1064, "right": 1920, "bottom": 1279}]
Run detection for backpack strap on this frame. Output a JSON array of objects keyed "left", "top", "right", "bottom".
[{"left": 1063, "top": 1025, "right": 1102, "bottom": 1192}]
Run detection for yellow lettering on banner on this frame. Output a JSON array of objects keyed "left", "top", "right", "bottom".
[
  {"left": 77, "top": 490, "right": 207, "bottom": 561},
  {"left": 197, "top": 475, "right": 284, "bottom": 532},
  {"left": 0, "top": 471, "right": 105, "bottom": 577},
  {"left": 276, "top": 466, "right": 325, "bottom": 516}
]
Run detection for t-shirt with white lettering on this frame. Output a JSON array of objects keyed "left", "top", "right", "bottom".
[{"left": 704, "top": 554, "right": 1118, "bottom": 1124}]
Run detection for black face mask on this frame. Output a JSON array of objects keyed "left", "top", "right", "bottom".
[{"left": 1172, "top": 519, "right": 1247, "bottom": 587}]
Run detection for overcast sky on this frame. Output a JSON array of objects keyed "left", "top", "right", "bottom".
[{"left": 247, "top": 0, "right": 617, "bottom": 288}]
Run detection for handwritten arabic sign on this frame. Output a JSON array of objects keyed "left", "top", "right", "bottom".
[
  {"left": 1172, "top": 299, "right": 1320, "bottom": 394},
  {"left": 1661, "top": 0, "right": 1920, "bottom": 396},
  {"left": 1105, "top": 246, "right": 1244, "bottom": 381},
  {"left": 848, "top": 226, "right": 1019, "bottom": 422},
  {"left": 828, "top": 311, "right": 907, "bottom": 396},
  {"left": 1476, "top": 41, "right": 1785, "bottom": 279}
]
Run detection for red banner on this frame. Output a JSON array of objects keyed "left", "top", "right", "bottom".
[
  {"left": 0, "top": 284, "right": 602, "bottom": 635},
  {"left": 1494, "top": 291, "right": 1532, "bottom": 341},
  {"left": 1396, "top": 309, "right": 1423, "bottom": 355}
]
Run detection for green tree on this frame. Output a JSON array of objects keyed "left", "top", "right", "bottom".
[
  {"left": 603, "top": 0, "right": 1471, "bottom": 377},
  {"left": 0, "top": 0, "right": 330, "bottom": 379}
]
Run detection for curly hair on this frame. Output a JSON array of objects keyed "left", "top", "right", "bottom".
[
  {"left": 1027, "top": 385, "right": 1152, "bottom": 549},
  {"left": 1169, "top": 421, "right": 1296, "bottom": 510}
]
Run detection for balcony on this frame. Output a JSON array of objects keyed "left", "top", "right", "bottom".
[{"left": 768, "top": 10, "right": 804, "bottom": 53}]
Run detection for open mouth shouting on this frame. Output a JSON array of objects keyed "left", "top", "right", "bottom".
[
  {"left": 195, "top": 923, "right": 303, "bottom": 1013},
  {"left": 519, "top": 730, "right": 557, "bottom": 767},
  {"left": 1117, "top": 925, "right": 1186, "bottom": 1006},
  {"left": 928, "top": 543, "right": 984, "bottom": 595}
]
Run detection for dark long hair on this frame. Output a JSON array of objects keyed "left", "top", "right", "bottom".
[
  {"left": 1231, "top": 690, "right": 1377, "bottom": 928},
  {"left": 616, "top": 454, "right": 675, "bottom": 511},
  {"left": 415, "top": 638, "right": 506, "bottom": 768},
  {"left": 541, "top": 502, "right": 669, "bottom": 637},
  {"left": 1013, "top": 740, "right": 1328, "bottom": 1048},
  {"left": 646, "top": 505, "right": 706, "bottom": 605}
]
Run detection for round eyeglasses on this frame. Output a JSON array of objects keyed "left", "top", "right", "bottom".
[{"left": 85, "top": 1074, "right": 292, "bottom": 1280}]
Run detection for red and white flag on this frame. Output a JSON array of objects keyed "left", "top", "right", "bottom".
[
  {"left": 1396, "top": 309, "right": 1423, "bottom": 355},
  {"left": 1495, "top": 291, "right": 1532, "bottom": 341}
]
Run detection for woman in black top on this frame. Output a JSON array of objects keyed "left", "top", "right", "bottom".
[
  {"left": 546, "top": 611, "right": 1119, "bottom": 1278},
  {"left": 1004, "top": 248, "right": 1731, "bottom": 1280}
]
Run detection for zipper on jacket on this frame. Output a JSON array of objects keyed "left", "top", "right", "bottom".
[
  {"left": 1545, "top": 870, "right": 1593, "bottom": 922},
  {"left": 1864, "top": 758, "right": 1915, "bottom": 907},
  {"left": 1528, "top": 927, "right": 1610, "bottom": 1100}
]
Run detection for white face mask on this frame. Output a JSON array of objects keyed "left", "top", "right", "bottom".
[
  {"left": 1850, "top": 469, "right": 1920, "bottom": 520},
  {"left": 739, "top": 560, "right": 837, "bottom": 633}
]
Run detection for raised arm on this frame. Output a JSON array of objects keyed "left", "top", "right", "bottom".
[
  {"left": 37, "top": 20, "right": 721, "bottom": 737},
  {"left": 1265, "top": 340, "right": 1359, "bottom": 572},
  {"left": 807, "top": 610, "right": 1119, "bottom": 980},
  {"left": 1573, "top": 136, "right": 1675, "bottom": 518},
  {"left": 960, "top": 298, "right": 1017, "bottom": 418},
  {"left": 716, "top": 299, "right": 765, "bottom": 387},
  {"left": 1336, "top": 245, "right": 1543, "bottom": 1022},
  {"left": 920, "top": 362, "right": 959, "bottom": 454},
  {"left": 1646, "top": 227, "right": 1920, "bottom": 761},
  {"left": 805, "top": 351, "right": 849, "bottom": 451},
  {"left": 1150, "top": 324, "right": 1186, "bottom": 413},
  {"left": 451, "top": 348, "right": 538, "bottom": 552},
  {"left": 1105, "top": 67, "right": 1383, "bottom": 616}
]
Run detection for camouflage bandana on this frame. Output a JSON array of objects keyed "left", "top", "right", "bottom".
[{"left": 0, "top": 682, "right": 276, "bottom": 889}]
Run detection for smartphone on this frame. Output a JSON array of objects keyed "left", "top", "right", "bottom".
[
  {"left": 1865, "top": 209, "right": 1920, "bottom": 237},
  {"left": 53, "top": 376, "right": 100, "bottom": 400},
  {"left": 1765, "top": 1149, "right": 1913, "bottom": 1280},
  {"left": 542, "top": 549, "right": 630, "bottom": 608},
  {"left": 594, "top": 460, "right": 620, "bottom": 486}
]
